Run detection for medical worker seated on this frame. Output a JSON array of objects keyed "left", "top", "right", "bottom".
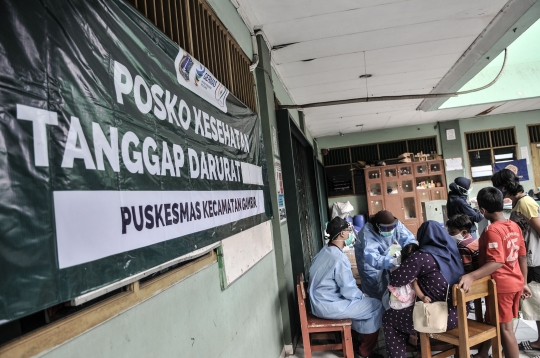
[
  {"left": 309, "top": 217, "right": 384, "bottom": 358},
  {"left": 354, "top": 210, "right": 416, "bottom": 304}
]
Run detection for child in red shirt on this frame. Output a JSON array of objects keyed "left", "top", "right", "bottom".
[{"left": 458, "top": 187, "right": 531, "bottom": 358}]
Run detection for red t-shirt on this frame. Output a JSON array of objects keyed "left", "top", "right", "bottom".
[{"left": 478, "top": 220, "right": 526, "bottom": 293}]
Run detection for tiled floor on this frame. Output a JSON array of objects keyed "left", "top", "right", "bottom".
[{"left": 288, "top": 319, "right": 539, "bottom": 358}]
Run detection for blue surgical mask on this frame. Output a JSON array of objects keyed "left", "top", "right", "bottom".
[
  {"left": 496, "top": 186, "right": 507, "bottom": 198},
  {"left": 381, "top": 229, "right": 395, "bottom": 237}
]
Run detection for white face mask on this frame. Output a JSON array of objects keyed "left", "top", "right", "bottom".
[{"left": 450, "top": 231, "right": 466, "bottom": 243}]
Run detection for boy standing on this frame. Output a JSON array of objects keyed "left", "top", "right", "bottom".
[{"left": 458, "top": 187, "right": 531, "bottom": 358}]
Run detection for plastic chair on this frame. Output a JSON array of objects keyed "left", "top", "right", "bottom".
[
  {"left": 296, "top": 274, "right": 354, "bottom": 358},
  {"left": 419, "top": 276, "right": 502, "bottom": 358}
]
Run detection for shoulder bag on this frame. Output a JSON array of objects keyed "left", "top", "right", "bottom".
[{"left": 412, "top": 285, "right": 449, "bottom": 333}]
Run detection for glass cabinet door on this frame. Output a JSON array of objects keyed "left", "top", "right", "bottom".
[
  {"left": 431, "top": 188, "right": 445, "bottom": 200},
  {"left": 415, "top": 163, "right": 428, "bottom": 175},
  {"left": 429, "top": 162, "right": 442, "bottom": 174},
  {"left": 417, "top": 190, "right": 431, "bottom": 212},
  {"left": 386, "top": 181, "right": 399, "bottom": 195},
  {"left": 370, "top": 200, "right": 383, "bottom": 213},
  {"left": 369, "top": 183, "right": 382, "bottom": 196},
  {"left": 384, "top": 168, "right": 397, "bottom": 179},
  {"left": 398, "top": 165, "right": 412, "bottom": 177},
  {"left": 403, "top": 197, "right": 417, "bottom": 219},
  {"left": 402, "top": 180, "right": 414, "bottom": 193},
  {"left": 367, "top": 169, "right": 381, "bottom": 180}
]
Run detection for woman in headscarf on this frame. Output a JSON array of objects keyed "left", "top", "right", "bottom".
[
  {"left": 447, "top": 176, "right": 484, "bottom": 238},
  {"left": 382, "top": 221, "right": 465, "bottom": 358}
]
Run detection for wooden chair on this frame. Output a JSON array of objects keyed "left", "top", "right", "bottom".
[
  {"left": 419, "top": 276, "right": 502, "bottom": 358},
  {"left": 296, "top": 274, "right": 354, "bottom": 358}
]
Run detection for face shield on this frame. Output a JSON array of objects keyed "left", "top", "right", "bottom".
[{"left": 377, "top": 219, "right": 398, "bottom": 237}]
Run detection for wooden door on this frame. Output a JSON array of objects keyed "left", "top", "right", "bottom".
[
  {"left": 382, "top": 166, "right": 398, "bottom": 181},
  {"left": 384, "top": 179, "right": 404, "bottom": 222},
  {"left": 365, "top": 169, "right": 384, "bottom": 216},
  {"left": 530, "top": 144, "right": 540, "bottom": 189},
  {"left": 430, "top": 188, "right": 447, "bottom": 201},
  {"left": 417, "top": 189, "right": 431, "bottom": 219}
]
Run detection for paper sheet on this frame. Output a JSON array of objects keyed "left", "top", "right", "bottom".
[
  {"left": 521, "top": 146, "right": 530, "bottom": 164},
  {"left": 445, "top": 157, "right": 463, "bottom": 171}
]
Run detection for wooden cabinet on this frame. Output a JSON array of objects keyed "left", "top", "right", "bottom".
[{"left": 364, "top": 160, "right": 447, "bottom": 233}]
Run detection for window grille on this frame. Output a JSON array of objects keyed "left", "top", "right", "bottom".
[
  {"left": 528, "top": 124, "right": 540, "bottom": 143},
  {"left": 127, "top": 0, "right": 257, "bottom": 112},
  {"left": 465, "top": 127, "right": 517, "bottom": 182}
]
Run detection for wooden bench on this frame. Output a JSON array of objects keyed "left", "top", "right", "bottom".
[{"left": 297, "top": 273, "right": 354, "bottom": 358}]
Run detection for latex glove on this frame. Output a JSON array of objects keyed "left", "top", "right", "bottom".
[{"left": 383, "top": 255, "right": 399, "bottom": 270}]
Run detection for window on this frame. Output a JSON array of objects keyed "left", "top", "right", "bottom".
[{"left": 465, "top": 128, "right": 517, "bottom": 182}]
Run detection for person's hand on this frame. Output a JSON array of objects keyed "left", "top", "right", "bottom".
[
  {"left": 522, "top": 284, "right": 533, "bottom": 299},
  {"left": 458, "top": 274, "right": 474, "bottom": 293},
  {"left": 383, "top": 255, "right": 399, "bottom": 270},
  {"left": 422, "top": 296, "right": 431, "bottom": 303}
]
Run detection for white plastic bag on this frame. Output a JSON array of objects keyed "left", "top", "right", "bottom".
[{"left": 331, "top": 201, "right": 354, "bottom": 219}]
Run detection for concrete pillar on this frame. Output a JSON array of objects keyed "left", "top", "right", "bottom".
[
  {"left": 253, "top": 35, "right": 297, "bottom": 352},
  {"left": 438, "top": 120, "right": 466, "bottom": 186}
]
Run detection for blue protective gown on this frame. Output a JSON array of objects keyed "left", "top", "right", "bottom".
[
  {"left": 354, "top": 221, "right": 416, "bottom": 302},
  {"left": 308, "top": 245, "right": 383, "bottom": 334}
]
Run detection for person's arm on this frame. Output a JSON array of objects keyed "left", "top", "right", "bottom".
[
  {"left": 396, "top": 222, "right": 417, "bottom": 248},
  {"left": 461, "top": 202, "right": 484, "bottom": 223},
  {"left": 364, "top": 230, "right": 396, "bottom": 270},
  {"left": 390, "top": 252, "right": 423, "bottom": 287},
  {"left": 529, "top": 217, "right": 540, "bottom": 236},
  {"left": 458, "top": 262, "right": 503, "bottom": 293},
  {"left": 412, "top": 279, "right": 431, "bottom": 303},
  {"left": 334, "top": 259, "right": 363, "bottom": 301},
  {"left": 519, "top": 255, "right": 532, "bottom": 298}
]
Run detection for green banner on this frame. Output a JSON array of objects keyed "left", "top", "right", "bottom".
[{"left": 0, "top": 0, "right": 270, "bottom": 322}]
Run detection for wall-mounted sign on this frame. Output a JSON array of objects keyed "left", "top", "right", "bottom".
[{"left": 275, "top": 160, "right": 286, "bottom": 222}]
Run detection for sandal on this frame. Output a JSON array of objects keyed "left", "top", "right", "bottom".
[{"left": 519, "top": 341, "right": 540, "bottom": 351}]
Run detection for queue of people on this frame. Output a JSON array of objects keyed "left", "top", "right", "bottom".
[{"left": 307, "top": 169, "right": 540, "bottom": 358}]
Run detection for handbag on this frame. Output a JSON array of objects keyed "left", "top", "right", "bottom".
[
  {"left": 522, "top": 281, "right": 540, "bottom": 320},
  {"left": 412, "top": 285, "right": 449, "bottom": 333}
]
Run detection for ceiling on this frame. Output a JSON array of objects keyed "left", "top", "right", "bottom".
[{"left": 235, "top": 0, "right": 540, "bottom": 137}]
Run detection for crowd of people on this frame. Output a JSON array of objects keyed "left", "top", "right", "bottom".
[{"left": 308, "top": 169, "right": 540, "bottom": 358}]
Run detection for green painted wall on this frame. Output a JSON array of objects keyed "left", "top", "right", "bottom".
[
  {"left": 438, "top": 120, "right": 466, "bottom": 186},
  {"left": 42, "top": 256, "right": 283, "bottom": 358},
  {"left": 41, "top": 3, "right": 288, "bottom": 358},
  {"left": 458, "top": 110, "right": 539, "bottom": 199},
  {"left": 272, "top": 69, "right": 315, "bottom": 147}
]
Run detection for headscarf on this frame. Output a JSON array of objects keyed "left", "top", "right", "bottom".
[
  {"left": 417, "top": 220, "right": 464, "bottom": 285},
  {"left": 449, "top": 177, "right": 471, "bottom": 196}
]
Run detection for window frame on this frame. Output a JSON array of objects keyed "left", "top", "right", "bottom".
[{"left": 465, "top": 127, "right": 518, "bottom": 183}]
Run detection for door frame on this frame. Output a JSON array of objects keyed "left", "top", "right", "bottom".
[{"left": 276, "top": 109, "right": 323, "bottom": 281}]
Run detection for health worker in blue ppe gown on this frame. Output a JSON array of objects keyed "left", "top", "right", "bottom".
[
  {"left": 354, "top": 210, "right": 417, "bottom": 304},
  {"left": 309, "top": 216, "right": 384, "bottom": 358}
]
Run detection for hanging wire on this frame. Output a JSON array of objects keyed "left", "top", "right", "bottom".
[{"left": 281, "top": 49, "right": 509, "bottom": 110}]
